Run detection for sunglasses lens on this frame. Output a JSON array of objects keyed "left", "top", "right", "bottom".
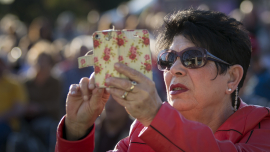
[
  {"left": 182, "top": 49, "right": 204, "bottom": 68},
  {"left": 158, "top": 51, "right": 177, "bottom": 70}
]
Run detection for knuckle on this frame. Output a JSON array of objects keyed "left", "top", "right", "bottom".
[
  {"left": 148, "top": 80, "right": 156, "bottom": 88},
  {"left": 109, "top": 88, "right": 117, "bottom": 95},
  {"left": 93, "top": 93, "right": 102, "bottom": 100},
  {"left": 140, "top": 89, "right": 149, "bottom": 98},
  {"left": 124, "top": 81, "right": 131, "bottom": 90},
  {"left": 130, "top": 70, "right": 138, "bottom": 78}
]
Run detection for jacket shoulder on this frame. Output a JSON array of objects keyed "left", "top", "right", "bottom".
[{"left": 242, "top": 104, "right": 270, "bottom": 131}]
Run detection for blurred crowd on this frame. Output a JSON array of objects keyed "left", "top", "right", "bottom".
[{"left": 1, "top": 0, "right": 270, "bottom": 151}]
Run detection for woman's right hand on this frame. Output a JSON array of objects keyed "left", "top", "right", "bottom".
[{"left": 65, "top": 73, "right": 110, "bottom": 140}]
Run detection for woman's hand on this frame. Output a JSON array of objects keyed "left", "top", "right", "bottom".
[
  {"left": 105, "top": 63, "right": 163, "bottom": 126},
  {"left": 65, "top": 73, "right": 110, "bottom": 140}
]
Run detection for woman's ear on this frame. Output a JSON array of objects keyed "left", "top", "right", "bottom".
[{"left": 226, "top": 65, "right": 243, "bottom": 94}]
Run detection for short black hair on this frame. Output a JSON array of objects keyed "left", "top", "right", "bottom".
[{"left": 156, "top": 9, "right": 251, "bottom": 106}]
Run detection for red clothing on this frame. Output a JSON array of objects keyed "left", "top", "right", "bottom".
[{"left": 55, "top": 100, "right": 270, "bottom": 152}]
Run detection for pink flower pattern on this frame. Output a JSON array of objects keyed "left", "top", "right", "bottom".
[
  {"left": 127, "top": 44, "right": 142, "bottom": 63},
  {"left": 130, "top": 46, "right": 137, "bottom": 54},
  {"left": 103, "top": 55, "right": 110, "bottom": 61},
  {"left": 94, "top": 40, "right": 100, "bottom": 48},
  {"left": 116, "top": 31, "right": 122, "bottom": 35},
  {"left": 143, "top": 30, "right": 148, "bottom": 34},
  {"left": 140, "top": 52, "right": 152, "bottom": 73},
  {"left": 142, "top": 37, "right": 149, "bottom": 45},
  {"left": 129, "top": 54, "right": 136, "bottom": 60},
  {"left": 81, "top": 59, "right": 86, "bottom": 66},
  {"left": 144, "top": 54, "right": 150, "bottom": 60},
  {"left": 95, "top": 65, "right": 101, "bottom": 74},
  {"left": 104, "top": 73, "right": 111, "bottom": 87},
  {"left": 144, "top": 62, "right": 152, "bottom": 71},
  {"left": 118, "top": 56, "right": 123, "bottom": 62},
  {"left": 94, "top": 57, "right": 98, "bottom": 63},
  {"left": 93, "top": 30, "right": 152, "bottom": 88},
  {"left": 117, "top": 38, "right": 124, "bottom": 46},
  {"left": 101, "top": 46, "right": 115, "bottom": 64},
  {"left": 104, "top": 47, "right": 111, "bottom": 55}
]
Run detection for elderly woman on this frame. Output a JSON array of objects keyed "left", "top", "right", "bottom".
[{"left": 55, "top": 9, "right": 270, "bottom": 151}]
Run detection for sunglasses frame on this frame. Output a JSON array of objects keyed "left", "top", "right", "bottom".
[{"left": 157, "top": 47, "right": 232, "bottom": 71}]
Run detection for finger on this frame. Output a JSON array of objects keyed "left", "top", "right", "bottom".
[
  {"left": 114, "top": 63, "right": 148, "bottom": 83},
  {"left": 69, "top": 84, "right": 81, "bottom": 96},
  {"left": 99, "top": 85, "right": 110, "bottom": 101},
  {"left": 90, "top": 88, "right": 108, "bottom": 106},
  {"left": 105, "top": 77, "right": 138, "bottom": 93},
  {"left": 110, "top": 93, "right": 128, "bottom": 108},
  {"left": 66, "top": 84, "right": 83, "bottom": 116},
  {"left": 103, "top": 88, "right": 110, "bottom": 98},
  {"left": 91, "top": 88, "right": 103, "bottom": 100},
  {"left": 88, "top": 72, "right": 95, "bottom": 90},
  {"left": 79, "top": 77, "right": 90, "bottom": 101},
  {"left": 106, "top": 88, "right": 134, "bottom": 102}
]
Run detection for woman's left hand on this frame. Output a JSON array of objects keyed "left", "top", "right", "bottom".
[{"left": 105, "top": 63, "right": 163, "bottom": 126}]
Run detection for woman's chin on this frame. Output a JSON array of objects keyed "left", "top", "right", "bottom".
[{"left": 169, "top": 98, "right": 196, "bottom": 112}]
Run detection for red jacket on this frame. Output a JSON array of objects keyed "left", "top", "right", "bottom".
[{"left": 55, "top": 100, "right": 270, "bottom": 152}]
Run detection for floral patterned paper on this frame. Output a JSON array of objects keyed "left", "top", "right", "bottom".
[
  {"left": 92, "top": 29, "right": 152, "bottom": 88},
  {"left": 78, "top": 55, "right": 94, "bottom": 69}
]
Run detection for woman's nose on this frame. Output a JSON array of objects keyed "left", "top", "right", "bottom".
[{"left": 169, "top": 57, "right": 187, "bottom": 76}]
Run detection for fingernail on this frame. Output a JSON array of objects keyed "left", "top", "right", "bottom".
[
  {"left": 69, "top": 84, "right": 77, "bottom": 94},
  {"left": 88, "top": 83, "right": 94, "bottom": 89},
  {"left": 115, "top": 63, "right": 120, "bottom": 68},
  {"left": 83, "top": 95, "right": 89, "bottom": 101},
  {"left": 106, "top": 87, "right": 110, "bottom": 91}
]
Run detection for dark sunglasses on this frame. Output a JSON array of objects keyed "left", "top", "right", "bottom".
[{"left": 157, "top": 47, "right": 232, "bottom": 71}]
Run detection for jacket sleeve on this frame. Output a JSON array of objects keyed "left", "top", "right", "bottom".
[
  {"left": 106, "top": 137, "right": 129, "bottom": 152},
  {"left": 107, "top": 120, "right": 140, "bottom": 152},
  {"left": 55, "top": 116, "right": 95, "bottom": 152},
  {"left": 139, "top": 102, "right": 270, "bottom": 152}
]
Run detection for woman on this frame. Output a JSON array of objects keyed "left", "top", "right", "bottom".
[{"left": 55, "top": 9, "right": 270, "bottom": 151}]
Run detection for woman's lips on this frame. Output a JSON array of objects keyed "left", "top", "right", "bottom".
[{"left": 169, "top": 83, "right": 189, "bottom": 95}]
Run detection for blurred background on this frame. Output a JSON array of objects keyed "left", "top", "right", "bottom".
[{"left": 1, "top": 0, "right": 270, "bottom": 151}]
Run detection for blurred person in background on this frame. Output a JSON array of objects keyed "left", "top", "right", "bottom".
[
  {"left": 94, "top": 95, "right": 133, "bottom": 152},
  {"left": 59, "top": 35, "right": 94, "bottom": 115},
  {"left": 241, "top": 54, "right": 270, "bottom": 107},
  {"left": 28, "top": 17, "right": 53, "bottom": 44},
  {"left": 0, "top": 14, "right": 28, "bottom": 48},
  {"left": 23, "top": 40, "right": 62, "bottom": 151},
  {"left": 55, "top": 11, "right": 78, "bottom": 41},
  {"left": 252, "top": 55, "right": 270, "bottom": 102},
  {"left": 239, "top": 29, "right": 270, "bottom": 107},
  {"left": 0, "top": 57, "right": 27, "bottom": 151}
]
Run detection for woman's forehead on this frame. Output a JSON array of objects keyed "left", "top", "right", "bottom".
[{"left": 170, "top": 35, "right": 195, "bottom": 52}]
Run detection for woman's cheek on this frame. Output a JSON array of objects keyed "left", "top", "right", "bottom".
[
  {"left": 164, "top": 71, "right": 172, "bottom": 89},
  {"left": 163, "top": 71, "right": 172, "bottom": 102}
]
